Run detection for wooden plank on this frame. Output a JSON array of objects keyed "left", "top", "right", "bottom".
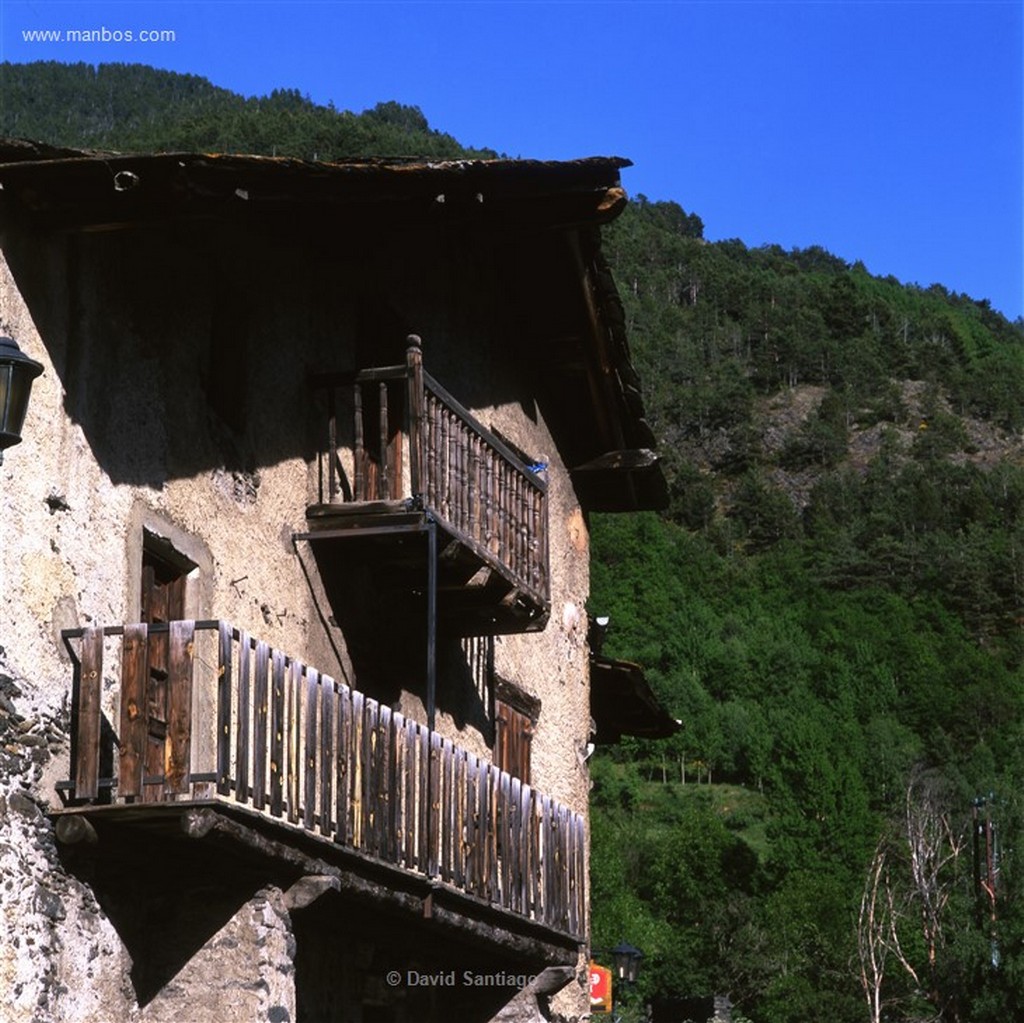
[
  {"left": 518, "top": 779, "right": 531, "bottom": 916},
  {"left": 452, "top": 748, "right": 465, "bottom": 888},
  {"left": 378, "top": 381, "right": 389, "bottom": 501},
  {"left": 496, "top": 769, "right": 509, "bottom": 908},
  {"left": 403, "top": 717, "right": 417, "bottom": 869},
  {"left": 487, "top": 766, "right": 501, "bottom": 902},
  {"left": 216, "top": 622, "right": 233, "bottom": 796},
  {"left": 439, "top": 738, "right": 453, "bottom": 882},
  {"left": 118, "top": 624, "right": 149, "bottom": 800},
  {"left": 506, "top": 773, "right": 519, "bottom": 913},
  {"left": 427, "top": 732, "right": 442, "bottom": 877},
  {"left": 336, "top": 685, "right": 352, "bottom": 846},
  {"left": 327, "top": 386, "right": 337, "bottom": 502},
  {"left": 536, "top": 792, "right": 547, "bottom": 925},
  {"left": 378, "top": 704, "right": 393, "bottom": 860},
  {"left": 236, "top": 630, "right": 251, "bottom": 803},
  {"left": 389, "top": 709, "right": 403, "bottom": 865},
  {"left": 304, "top": 667, "right": 319, "bottom": 832},
  {"left": 319, "top": 675, "right": 334, "bottom": 837},
  {"left": 164, "top": 620, "right": 195, "bottom": 795},
  {"left": 286, "top": 659, "right": 301, "bottom": 825},
  {"left": 361, "top": 695, "right": 377, "bottom": 855},
  {"left": 74, "top": 626, "right": 104, "bottom": 800},
  {"left": 351, "top": 689, "right": 365, "bottom": 849},
  {"left": 464, "top": 753, "right": 479, "bottom": 895},
  {"left": 542, "top": 795, "right": 554, "bottom": 928},
  {"left": 477, "top": 760, "right": 491, "bottom": 899},
  {"left": 353, "top": 382, "right": 365, "bottom": 501},
  {"left": 269, "top": 649, "right": 285, "bottom": 817},
  {"left": 406, "top": 338, "right": 424, "bottom": 498},
  {"left": 416, "top": 722, "right": 429, "bottom": 870},
  {"left": 252, "top": 640, "right": 270, "bottom": 811}
]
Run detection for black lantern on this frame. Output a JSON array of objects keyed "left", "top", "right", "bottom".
[
  {"left": 611, "top": 941, "right": 644, "bottom": 985},
  {"left": 0, "top": 336, "right": 43, "bottom": 463}
]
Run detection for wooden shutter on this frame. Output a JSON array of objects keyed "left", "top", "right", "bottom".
[{"left": 495, "top": 699, "right": 533, "bottom": 783}]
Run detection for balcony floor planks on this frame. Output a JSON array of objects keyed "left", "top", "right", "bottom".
[{"left": 301, "top": 505, "right": 549, "bottom": 636}]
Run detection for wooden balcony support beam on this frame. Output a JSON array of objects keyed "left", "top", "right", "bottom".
[{"left": 178, "top": 806, "right": 577, "bottom": 961}]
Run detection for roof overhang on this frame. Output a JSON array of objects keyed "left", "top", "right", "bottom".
[
  {"left": 0, "top": 138, "right": 667, "bottom": 511},
  {"left": 0, "top": 140, "right": 630, "bottom": 234},
  {"left": 590, "top": 655, "right": 680, "bottom": 744}
]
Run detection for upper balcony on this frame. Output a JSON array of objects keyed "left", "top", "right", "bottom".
[
  {"left": 300, "top": 338, "right": 550, "bottom": 636},
  {"left": 54, "top": 620, "right": 584, "bottom": 953}
]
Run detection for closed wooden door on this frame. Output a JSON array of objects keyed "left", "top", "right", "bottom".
[{"left": 140, "top": 551, "right": 187, "bottom": 798}]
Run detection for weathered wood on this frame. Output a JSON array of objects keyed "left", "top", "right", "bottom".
[
  {"left": 180, "top": 806, "right": 576, "bottom": 961},
  {"left": 353, "top": 382, "right": 364, "bottom": 501},
  {"left": 319, "top": 674, "right": 334, "bottom": 837},
  {"left": 439, "top": 737, "right": 453, "bottom": 880},
  {"left": 500, "top": 770, "right": 513, "bottom": 909},
  {"left": 216, "top": 621, "right": 233, "bottom": 796},
  {"left": 360, "top": 694, "right": 375, "bottom": 855},
  {"left": 452, "top": 747, "right": 466, "bottom": 888},
  {"left": 427, "top": 731, "right": 442, "bottom": 878},
  {"left": 388, "top": 708, "right": 402, "bottom": 864},
  {"left": 236, "top": 630, "right": 251, "bottom": 802},
  {"left": 74, "top": 626, "right": 104, "bottom": 800},
  {"left": 406, "top": 337, "right": 424, "bottom": 499},
  {"left": 63, "top": 618, "right": 587, "bottom": 937},
  {"left": 269, "top": 649, "right": 285, "bottom": 817},
  {"left": 464, "top": 753, "right": 479, "bottom": 894},
  {"left": 118, "top": 624, "right": 149, "bottom": 799},
  {"left": 165, "top": 620, "right": 195, "bottom": 795},
  {"left": 378, "top": 380, "right": 389, "bottom": 501},
  {"left": 252, "top": 640, "right": 270, "bottom": 811},
  {"left": 286, "top": 659, "right": 301, "bottom": 825},
  {"left": 542, "top": 795, "right": 554, "bottom": 927},
  {"left": 327, "top": 386, "right": 338, "bottom": 502},
  {"left": 304, "top": 667, "right": 319, "bottom": 832},
  {"left": 336, "top": 685, "right": 352, "bottom": 846},
  {"left": 507, "top": 775, "right": 521, "bottom": 914},
  {"left": 350, "top": 688, "right": 365, "bottom": 847}
]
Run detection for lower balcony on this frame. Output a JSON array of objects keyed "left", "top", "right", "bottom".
[{"left": 55, "top": 620, "right": 585, "bottom": 953}]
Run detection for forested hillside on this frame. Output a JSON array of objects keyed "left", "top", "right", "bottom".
[
  {"left": 4, "top": 60, "right": 1023, "bottom": 1023},
  {"left": 0, "top": 60, "right": 493, "bottom": 159},
  {"left": 590, "top": 201, "right": 1024, "bottom": 1022}
]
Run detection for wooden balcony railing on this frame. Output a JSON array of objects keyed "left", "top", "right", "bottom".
[
  {"left": 60, "top": 620, "right": 585, "bottom": 939},
  {"left": 312, "top": 338, "right": 549, "bottom": 611}
]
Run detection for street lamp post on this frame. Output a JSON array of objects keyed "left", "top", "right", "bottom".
[{"left": 0, "top": 336, "right": 43, "bottom": 465}]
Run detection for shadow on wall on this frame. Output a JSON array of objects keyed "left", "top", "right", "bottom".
[
  {"left": 58, "top": 819, "right": 300, "bottom": 1007},
  {"left": 1, "top": 219, "right": 540, "bottom": 490}
]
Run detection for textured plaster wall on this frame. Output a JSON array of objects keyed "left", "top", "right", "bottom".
[{"left": 0, "top": 215, "right": 593, "bottom": 1021}]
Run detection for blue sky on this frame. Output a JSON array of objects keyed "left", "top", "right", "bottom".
[{"left": 2, "top": 1, "right": 1021, "bottom": 320}]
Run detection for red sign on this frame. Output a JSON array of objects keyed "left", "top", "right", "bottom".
[{"left": 590, "top": 962, "right": 613, "bottom": 1014}]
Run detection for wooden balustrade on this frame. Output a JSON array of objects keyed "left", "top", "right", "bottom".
[
  {"left": 61, "top": 621, "right": 585, "bottom": 938},
  {"left": 312, "top": 340, "right": 549, "bottom": 608}
]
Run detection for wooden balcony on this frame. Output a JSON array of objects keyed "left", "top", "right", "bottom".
[
  {"left": 56, "top": 620, "right": 585, "bottom": 943},
  {"left": 302, "top": 338, "right": 550, "bottom": 635}
]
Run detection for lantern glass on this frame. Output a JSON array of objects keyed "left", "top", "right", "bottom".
[
  {"left": 0, "top": 337, "right": 43, "bottom": 455},
  {"left": 611, "top": 941, "right": 643, "bottom": 984}
]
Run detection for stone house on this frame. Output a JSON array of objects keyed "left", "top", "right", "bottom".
[{"left": 0, "top": 139, "right": 665, "bottom": 1023}]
